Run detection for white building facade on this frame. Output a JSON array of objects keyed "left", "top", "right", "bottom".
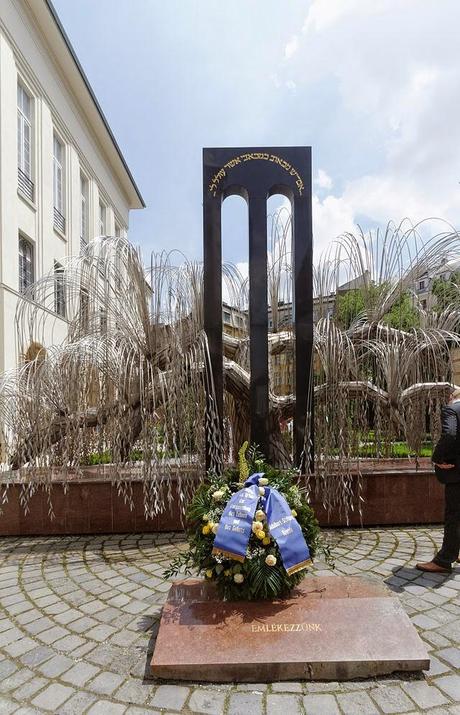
[{"left": 0, "top": 0, "right": 144, "bottom": 372}]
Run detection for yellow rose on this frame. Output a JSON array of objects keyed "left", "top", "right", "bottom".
[
  {"left": 256, "top": 530, "right": 266, "bottom": 540},
  {"left": 265, "top": 555, "right": 277, "bottom": 567},
  {"left": 291, "top": 509, "right": 297, "bottom": 518},
  {"left": 255, "top": 509, "right": 265, "bottom": 521},
  {"left": 224, "top": 569, "right": 231, "bottom": 576},
  {"left": 258, "top": 477, "right": 269, "bottom": 486},
  {"left": 205, "top": 569, "right": 213, "bottom": 578},
  {"left": 262, "top": 537, "right": 271, "bottom": 545},
  {"left": 208, "top": 521, "right": 215, "bottom": 530},
  {"left": 202, "top": 525, "right": 211, "bottom": 535},
  {"left": 234, "top": 573, "right": 244, "bottom": 584},
  {"left": 252, "top": 521, "right": 263, "bottom": 533}
]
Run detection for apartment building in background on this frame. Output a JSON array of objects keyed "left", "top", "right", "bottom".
[{"left": 0, "top": 0, "right": 144, "bottom": 372}]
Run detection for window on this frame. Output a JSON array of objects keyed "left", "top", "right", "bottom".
[
  {"left": 80, "top": 174, "right": 89, "bottom": 249},
  {"left": 418, "top": 280, "right": 425, "bottom": 291},
  {"left": 421, "top": 299, "right": 427, "bottom": 309},
  {"left": 99, "top": 201, "right": 106, "bottom": 236},
  {"left": 54, "top": 262, "right": 66, "bottom": 317},
  {"left": 17, "top": 83, "right": 33, "bottom": 200},
  {"left": 19, "top": 236, "right": 34, "bottom": 294},
  {"left": 53, "top": 135, "right": 65, "bottom": 232},
  {"left": 223, "top": 310, "right": 231, "bottom": 323}
]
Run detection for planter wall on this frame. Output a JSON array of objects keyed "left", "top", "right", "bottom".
[{"left": 0, "top": 465, "right": 445, "bottom": 536}]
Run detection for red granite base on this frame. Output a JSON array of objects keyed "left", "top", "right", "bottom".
[
  {"left": 151, "top": 577, "right": 429, "bottom": 681},
  {"left": 0, "top": 464, "right": 445, "bottom": 536}
]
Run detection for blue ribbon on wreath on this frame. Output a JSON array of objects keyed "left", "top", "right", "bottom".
[{"left": 212, "top": 472, "right": 311, "bottom": 575}]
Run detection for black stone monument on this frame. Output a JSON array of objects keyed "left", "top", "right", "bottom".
[{"left": 203, "top": 147, "right": 313, "bottom": 469}]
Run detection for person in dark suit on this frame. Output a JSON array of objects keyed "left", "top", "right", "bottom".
[{"left": 417, "top": 387, "right": 460, "bottom": 573}]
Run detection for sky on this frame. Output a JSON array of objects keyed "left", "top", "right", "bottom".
[{"left": 53, "top": 0, "right": 460, "bottom": 269}]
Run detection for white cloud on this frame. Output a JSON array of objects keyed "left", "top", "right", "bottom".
[
  {"left": 312, "top": 193, "right": 357, "bottom": 257},
  {"left": 314, "top": 169, "right": 333, "bottom": 190},
  {"left": 284, "top": 35, "right": 298, "bottom": 60},
  {"left": 282, "top": 0, "right": 460, "bottom": 237}
]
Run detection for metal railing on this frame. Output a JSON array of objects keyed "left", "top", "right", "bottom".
[
  {"left": 54, "top": 207, "right": 66, "bottom": 234},
  {"left": 18, "top": 167, "right": 34, "bottom": 202}
]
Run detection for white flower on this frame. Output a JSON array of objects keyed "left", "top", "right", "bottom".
[
  {"left": 202, "top": 514, "right": 209, "bottom": 522},
  {"left": 234, "top": 573, "right": 244, "bottom": 584},
  {"left": 255, "top": 509, "right": 265, "bottom": 521},
  {"left": 258, "top": 477, "right": 269, "bottom": 486},
  {"left": 259, "top": 487, "right": 266, "bottom": 496},
  {"left": 212, "top": 523, "right": 219, "bottom": 534},
  {"left": 212, "top": 490, "right": 224, "bottom": 501},
  {"left": 265, "top": 554, "right": 277, "bottom": 567}
]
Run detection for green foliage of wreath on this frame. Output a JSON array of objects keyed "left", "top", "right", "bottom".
[{"left": 164, "top": 446, "right": 332, "bottom": 600}]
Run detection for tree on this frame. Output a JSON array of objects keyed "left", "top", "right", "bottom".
[
  {"left": 431, "top": 271, "right": 460, "bottom": 313},
  {"left": 382, "top": 292, "right": 420, "bottom": 331}
]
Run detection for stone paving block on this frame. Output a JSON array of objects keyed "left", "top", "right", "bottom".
[
  {"left": 86, "top": 623, "right": 117, "bottom": 641},
  {"left": 266, "top": 693, "right": 302, "bottom": 715},
  {"left": 437, "top": 647, "right": 460, "bottom": 668},
  {"left": 337, "top": 690, "right": 380, "bottom": 714},
  {"left": 228, "top": 691, "right": 264, "bottom": 715},
  {"left": 4, "top": 636, "right": 37, "bottom": 657},
  {"left": 424, "top": 655, "right": 451, "bottom": 676},
  {"left": 0, "top": 660, "right": 17, "bottom": 679},
  {"left": 150, "top": 684, "right": 190, "bottom": 711},
  {"left": 0, "top": 628, "right": 22, "bottom": 647},
  {"left": 303, "top": 693, "right": 340, "bottom": 714},
  {"left": 53, "top": 634, "right": 86, "bottom": 651},
  {"left": 38, "top": 625, "right": 68, "bottom": 644},
  {"left": 58, "top": 691, "right": 98, "bottom": 715},
  {"left": 61, "top": 661, "right": 100, "bottom": 686},
  {"left": 370, "top": 684, "right": 417, "bottom": 713},
  {"left": 0, "top": 697, "right": 17, "bottom": 714},
  {"left": 0, "top": 667, "right": 33, "bottom": 692},
  {"left": 88, "top": 670, "right": 125, "bottom": 695},
  {"left": 187, "top": 688, "right": 228, "bottom": 714},
  {"left": 20, "top": 645, "right": 54, "bottom": 667},
  {"left": 435, "top": 675, "right": 460, "bottom": 701},
  {"left": 271, "top": 682, "right": 303, "bottom": 692},
  {"left": 37, "top": 653, "right": 74, "bottom": 677},
  {"left": 401, "top": 680, "right": 449, "bottom": 709},
  {"left": 115, "top": 679, "right": 151, "bottom": 705},
  {"left": 86, "top": 700, "right": 126, "bottom": 714},
  {"left": 31, "top": 683, "right": 75, "bottom": 711},
  {"left": 236, "top": 683, "right": 268, "bottom": 691},
  {"left": 13, "top": 676, "right": 49, "bottom": 700},
  {"left": 411, "top": 613, "right": 441, "bottom": 630}
]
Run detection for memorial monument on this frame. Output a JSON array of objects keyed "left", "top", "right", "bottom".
[{"left": 151, "top": 146, "right": 429, "bottom": 681}]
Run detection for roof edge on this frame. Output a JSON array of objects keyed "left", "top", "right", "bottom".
[{"left": 44, "top": 0, "right": 145, "bottom": 208}]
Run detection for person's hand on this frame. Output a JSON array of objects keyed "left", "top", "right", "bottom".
[{"left": 434, "top": 462, "right": 456, "bottom": 470}]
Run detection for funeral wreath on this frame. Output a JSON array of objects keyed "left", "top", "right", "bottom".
[{"left": 164, "top": 444, "right": 330, "bottom": 600}]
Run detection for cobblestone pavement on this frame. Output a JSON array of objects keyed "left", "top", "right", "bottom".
[{"left": 0, "top": 528, "right": 460, "bottom": 714}]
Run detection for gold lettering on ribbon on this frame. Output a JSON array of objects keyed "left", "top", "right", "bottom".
[{"left": 208, "top": 152, "right": 305, "bottom": 196}]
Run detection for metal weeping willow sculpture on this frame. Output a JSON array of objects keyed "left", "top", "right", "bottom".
[{"left": 1, "top": 218, "right": 460, "bottom": 522}]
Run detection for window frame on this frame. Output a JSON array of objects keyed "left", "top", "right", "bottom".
[
  {"left": 53, "top": 133, "right": 66, "bottom": 232},
  {"left": 18, "top": 235, "right": 35, "bottom": 295},
  {"left": 80, "top": 173, "right": 89, "bottom": 249},
  {"left": 54, "top": 261, "right": 66, "bottom": 318}
]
